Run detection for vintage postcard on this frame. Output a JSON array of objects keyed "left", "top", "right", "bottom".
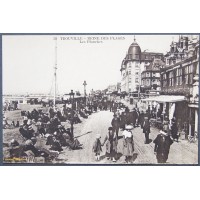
[{"left": 1, "top": 34, "right": 199, "bottom": 165}]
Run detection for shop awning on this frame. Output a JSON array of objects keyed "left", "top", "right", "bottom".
[{"left": 141, "top": 95, "right": 186, "bottom": 103}]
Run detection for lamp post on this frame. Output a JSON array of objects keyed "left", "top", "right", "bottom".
[
  {"left": 69, "top": 89, "right": 75, "bottom": 138},
  {"left": 83, "top": 81, "right": 87, "bottom": 97},
  {"left": 69, "top": 90, "right": 74, "bottom": 104},
  {"left": 83, "top": 81, "right": 87, "bottom": 105}
]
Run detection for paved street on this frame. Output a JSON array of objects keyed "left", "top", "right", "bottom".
[{"left": 57, "top": 110, "right": 198, "bottom": 164}]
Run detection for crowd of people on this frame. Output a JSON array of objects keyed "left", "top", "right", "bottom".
[
  {"left": 4, "top": 95, "right": 181, "bottom": 164},
  {"left": 93, "top": 100, "right": 179, "bottom": 164},
  {"left": 3, "top": 101, "right": 18, "bottom": 111},
  {"left": 5, "top": 96, "right": 119, "bottom": 163}
]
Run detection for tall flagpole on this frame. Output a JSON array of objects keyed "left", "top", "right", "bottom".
[{"left": 53, "top": 37, "right": 57, "bottom": 110}]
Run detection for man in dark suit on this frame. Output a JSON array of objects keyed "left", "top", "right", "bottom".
[
  {"left": 143, "top": 117, "right": 150, "bottom": 144},
  {"left": 111, "top": 114, "right": 120, "bottom": 139},
  {"left": 132, "top": 108, "right": 138, "bottom": 128},
  {"left": 138, "top": 110, "right": 144, "bottom": 128},
  {"left": 153, "top": 130, "right": 173, "bottom": 163}
]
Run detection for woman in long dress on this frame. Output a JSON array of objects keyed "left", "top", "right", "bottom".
[{"left": 122, "top": 125, "right": 134, "bottom": 163}]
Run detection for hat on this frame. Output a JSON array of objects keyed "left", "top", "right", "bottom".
[
  {"left": 53, "top": 132, "right": 57, "bottom": 136},
  {"left": 27, "top": 119, "right": 32, "bottom": 125},
  {"left": 164, "top": 117, "right": 169, "bottom": 121},
  {"left": 38, "top": 118, "right": 42, "bottom": 121},
  {"left": 144, "top": 117, "right": 148, "bottom": 120},
  {"left": 163, "top": 121, "right": 168, "bottom": 125},
  {"left": 125, "top": 125, "right": 133, "bottom": 130},
  {"left": 160, "top": 130, "right": 168, "bottom": 136},
  {"left": 122, "top": 130, "right": 132, "bottom": 138},
  {"left": 96, "top": 134, "right": 101, "bottom": 139},
  {"left": 31, "top": 137, "right": 37, "bottom": 143},
  {"left": 28, "top": 125, "right": 33, "bottom": 130},
  {"left": 25, "top": 140, "right": 33, "bottom": 145},
  {"left": 11, "top": 139, "right": 16, "bottom": 144},
  {"left": 108, "top": 127, "right": 113, "bottom": 131}
]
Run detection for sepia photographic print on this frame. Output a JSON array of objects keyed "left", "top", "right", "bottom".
[{"left": 1, "top": 34, "right": 199, "bottom": 165}]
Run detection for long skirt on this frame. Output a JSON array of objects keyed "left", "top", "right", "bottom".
[{"left": 123, "top": 138, "right": 134, "bottom": 156}]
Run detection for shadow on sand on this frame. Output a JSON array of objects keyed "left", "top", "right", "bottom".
[{"left": 74, "top": 131, "right": 92, "bottom": 139}]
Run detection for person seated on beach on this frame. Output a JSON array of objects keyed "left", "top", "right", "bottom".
[
  {"left": 84, "top": 107, "right": 92, "bottom": 115},
  {"left": 42, "top": 113, "right": 50, "bottom": 123},
  {"left": 10, "top": 139, "right": 20, "bottom": 147},
  {"left": 54, "top": 126, "right": 68, "bottom": 147},
  {"left": 23, "top": 115, "right": 28, "bottom": 125},
  {"left": 15, "top": 121, "right": 20, "bottom": 128},
  {"left": 49, "top": 133, "right": 63, "bottom": 152},
  {"left": 26, "top": 111, "right": 32, "bottom": 119},
  {"left": 52, "top": 115, "right": 61, "bottom": 126},
  {"left": 27, "top": 125, "right": 35, "bottom": 137},
  {"left": 79, "top": 109, "right": 88, "bottom": 119},
  {"left": 10, "top": 121, "right": 16, "bottom": 128},
  {"left": 73, "top": 111, "right": 81, "bottom": 124},
  {"left": 9, "top": 139, "right": 24, "bottom": 158},
  {"left": 23, "top": 139, "right": 41, "bottom": 157},
  {"left": 19, "top": 125, "right": 33, "bottom": 140},
  {"left": 31, "top": 109, "right": 39, "bottom": 121},
  {"left": 3, "top": 117, "right": 9, "bottom": 129},
  {"left": 60, "top": 128, "right": 82, "bottom": 150},
  {"left": 23, "top": 139, "right": 49, "bottom": 158},
  {"left": 36, "top": 118, "right": 46, "bottom": 137}
]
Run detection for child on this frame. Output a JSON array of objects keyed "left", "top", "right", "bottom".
[{"left": 93, "top": 134, "right": 102, "bottom": 161}]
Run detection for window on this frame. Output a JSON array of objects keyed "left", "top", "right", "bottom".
[
  {"left": 136, "top": 72, "right": 139, "bottom": 75},
  {"left": 146, "top": 72, "right": 150, "bottom": 77},
  {"left": 189, "top": 64, "right": 193, "bottom": 73},
  {"left": 135, "top": 78, "right": 139, "bottom": 83},
  {"left": 162, "top": 73, "right": 167, "bottom": 87},
  {"left": 176, "top": 68, "right": 182, "bottom": 85},
  {"left": 146, "top": 79, "right": 150, "bottom": 86},
  {"left": 189, "top": 73, "right": 193, "bottom": 84},
  {"left": 169, "top": 71, "right": 174, "bottom": 86},
  {"left": 142, "top": 80, "right": 145, "bottom": 85},
  {"left": 185, "top": 74, "right": 189, "bottom": 84},
  {"left": 184, "top": 65, "right": 193, "bottom": 85},
  {"left": 128, "top": 70, "right": 131, "bottom": 75}
]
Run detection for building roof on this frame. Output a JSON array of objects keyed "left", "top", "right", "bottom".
[
  {"left": 142, "top": 95, "right": 186, "bottom": 103},
  {"left": 127, "top": 40, "right": 141, "bottom": 60}
]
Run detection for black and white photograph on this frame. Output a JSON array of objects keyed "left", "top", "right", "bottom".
[{"left": 2, "top": 34, "right": 199, "bottom": 165}]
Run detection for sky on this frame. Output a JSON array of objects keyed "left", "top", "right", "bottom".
[{"left": 3, "top": 34, "right": 194, "bottom": 95}]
